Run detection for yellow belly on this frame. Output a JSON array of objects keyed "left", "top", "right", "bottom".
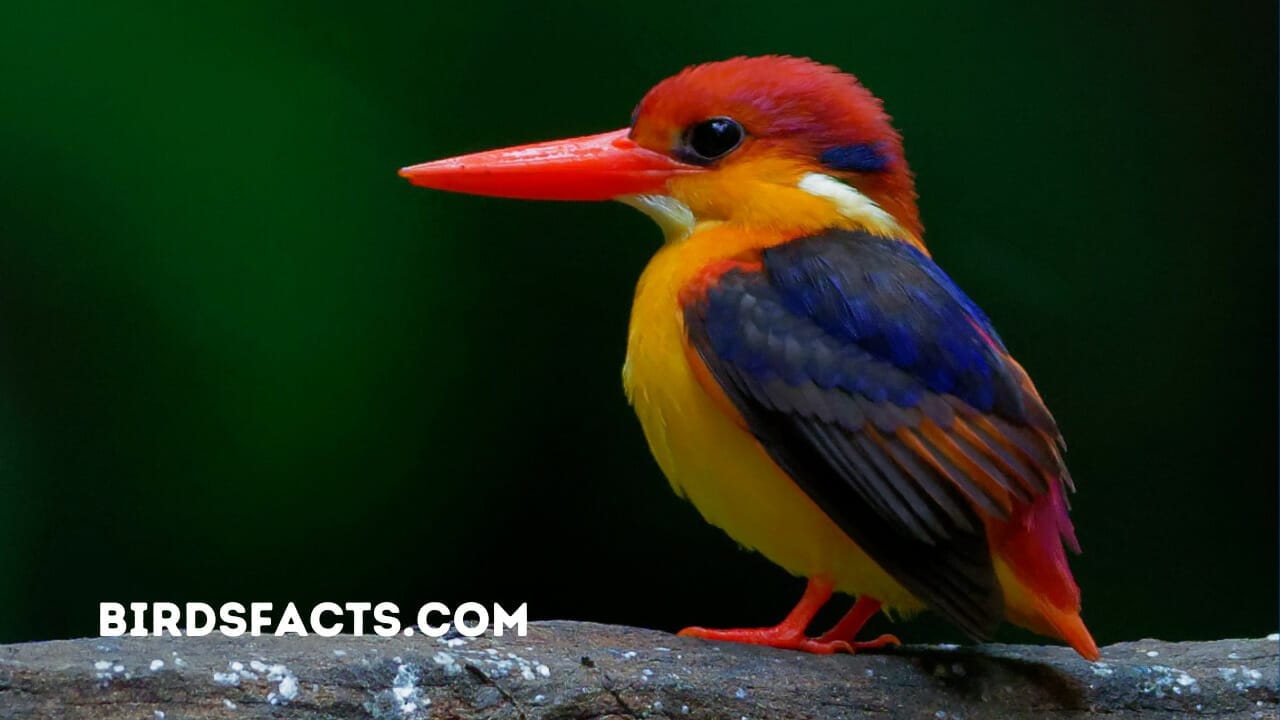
[{"left": 621, "top": 226, "right": 924, "bottom": 613}]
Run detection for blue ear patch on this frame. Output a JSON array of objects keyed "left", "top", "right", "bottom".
[{"left": 820, "top": 143, "right": 892, "bottom": 172}]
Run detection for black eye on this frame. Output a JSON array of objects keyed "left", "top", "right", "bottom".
[{"left": 682, "top": 117, "right": 744, "bottom": 163}]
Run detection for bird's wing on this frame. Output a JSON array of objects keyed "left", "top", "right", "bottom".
[{"left": 681, "top": 229, "right": 1071, "bottom": 639}]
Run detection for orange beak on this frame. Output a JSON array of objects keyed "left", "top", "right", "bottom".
[{"left": 398, "top": 128, "right": 699, "bottom": 201}]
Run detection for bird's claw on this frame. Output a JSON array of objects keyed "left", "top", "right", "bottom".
[{"left": 678, "top": 625, "right": 895, "bottom": 655}]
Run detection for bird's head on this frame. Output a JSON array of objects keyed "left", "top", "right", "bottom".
[{"left": 402, "top": 55, "right": 922, "bottom": 245}]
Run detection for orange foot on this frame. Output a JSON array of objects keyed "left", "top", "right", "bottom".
[{"left": 678, "top": 577, "right": 902, "bottom": 655}]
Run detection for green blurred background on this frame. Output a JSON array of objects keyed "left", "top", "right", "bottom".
[{"left": 0, "top": 1, "right": 1274, "bottom": 646}]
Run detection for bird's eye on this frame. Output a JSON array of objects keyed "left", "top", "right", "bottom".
[{"left": 682, "top": 117, "right": 744, "bottom": 164}]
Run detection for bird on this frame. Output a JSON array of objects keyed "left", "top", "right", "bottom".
[{"left": 399, "top": 55, "right": 1099, "bottom": 660}]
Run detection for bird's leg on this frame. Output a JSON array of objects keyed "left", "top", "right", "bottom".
[
  {"left": 678, "top": 577, "right": 866, "bottom": 654},
  {"left": 815, "top": 595, "right": 901, "bottom": 650}
]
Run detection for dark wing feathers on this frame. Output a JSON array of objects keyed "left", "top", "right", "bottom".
[{"left": 683, "top": 230, "right": 1062, "bottom": 639}]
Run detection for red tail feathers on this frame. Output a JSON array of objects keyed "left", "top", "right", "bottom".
[{"left": 994, "top": 480, "right": 1099, "bottom": 660}]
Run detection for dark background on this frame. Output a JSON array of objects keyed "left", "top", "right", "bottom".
[{"left": 0, "top": 2, "right": 1275, "bottom": 646}]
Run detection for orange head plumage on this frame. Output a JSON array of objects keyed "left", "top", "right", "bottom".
[{"left": 629, "top": 56, "right": 921, "bottom": 239}]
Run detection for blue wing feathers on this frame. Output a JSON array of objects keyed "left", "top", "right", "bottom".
[
  {"left": 681, "top": 229, "right": 1058, "bottom": 639},
  {"left": 701, "top": 232, "right": 1020, "bottom": 419},
  {"left": 762, "top": 235, "right": 1016, "bottom": 417}
]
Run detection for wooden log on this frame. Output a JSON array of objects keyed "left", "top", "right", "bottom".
[{"left": 0, "top": 622, "right": 1275, "bottom": 719}]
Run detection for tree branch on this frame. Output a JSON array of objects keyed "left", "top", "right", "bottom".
[{"left": 1, "top": 622, "right": 1275, "bottom": 719}]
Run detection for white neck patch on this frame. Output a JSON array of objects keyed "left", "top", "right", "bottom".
[
  {"left": 797, "top": 173, "right": 901, "bottom": 234},
  {"left": 618, "top": 194, "right": 696, "bottom": 243}
]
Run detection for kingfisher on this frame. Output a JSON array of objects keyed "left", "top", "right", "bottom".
[{"left": 400, "top": 55, "right": 1098, "bottom": 660}]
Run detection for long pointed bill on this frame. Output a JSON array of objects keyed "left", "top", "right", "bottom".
[{"left": 398, "top": 128, "right": 698, "bottom": 201}]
